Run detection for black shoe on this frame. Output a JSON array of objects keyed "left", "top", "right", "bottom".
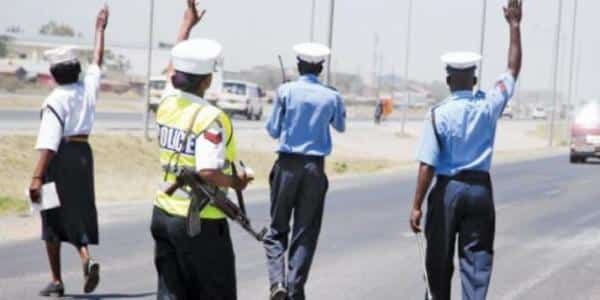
[
  {"left": 270, "top": 283, "right": 287, "bottom": 300},
  {"left": 83, "top": 259, "right": 100, "bottom": 294},
  {"left": 39, "top": 282, "right": 64, "bottom": 297}
]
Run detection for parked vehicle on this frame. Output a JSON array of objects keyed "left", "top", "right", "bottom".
[
  {"left": 217, "top": 80, "right": 264, "bottom": 120},
  {"left": 147, "top": 71, "right": 223, "bottom": 112},
  {"left": 531, "top": 107, "right": 547, "bottom": 120},
  {"left": 502, "top": 103, "right": 514, "bottom": 119},
  {"left": 570, "top": 100, "right": 600, "bottom": 163},
  {"left": 148, "top": 76, "right": 167, "bottom": 112}
]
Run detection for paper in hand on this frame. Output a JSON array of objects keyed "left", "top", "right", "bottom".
[{"left": 25, "top": 182, "right": 61, "bottom": 213}]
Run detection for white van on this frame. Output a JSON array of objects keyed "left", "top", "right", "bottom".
[
  {"left": 147, "top": 71, "right": 223, "bottom": 112},
  {"left": 217, "top": 80, "right": 264, "bottom": 120}
]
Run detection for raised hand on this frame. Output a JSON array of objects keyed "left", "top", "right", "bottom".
[
  {"left": 93, "top": 4, "right": 109, "bottom": 66},
  {"left": 184, "top": 0, "right": 207, "bottom": 29},
  {"left": 96, "top": 4, "right": 109, "bottom": 31},
  {"left": 503, "top": 0, "right": 523, "bottom": 27}
]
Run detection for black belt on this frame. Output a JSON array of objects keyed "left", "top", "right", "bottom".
[
  {"left": 278, "top": 152, "right": 324, "bottom": 163},
  {"left": 438, "top": 170, "right": 490, "bottom": 183},
  {"left": 64, "top": 135, "right": 89, "bottom": 143}
]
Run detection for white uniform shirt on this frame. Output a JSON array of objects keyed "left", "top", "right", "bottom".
[
  {"left": 161, "top": 85, "right": 227, "bottom": 171},
  {"left": 35, "top": 64, "right": 102, "bottom": 151}
]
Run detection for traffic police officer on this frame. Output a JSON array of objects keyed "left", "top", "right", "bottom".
[
  {"left": 264, "top": 43, "right": 346, "bottom": 300},
  {"left": 29, "top": 5, "right": 109, "bottom": 297},
  {"left": 150, "top": 2, "right": 251, "bottom": 299},
  {"left": 409, "top": 1, "right": 522, "bottom": 299}
]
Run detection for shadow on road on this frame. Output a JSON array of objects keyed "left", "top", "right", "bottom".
[{"left": 62, "top": 292, "right": 155, "bottom": 299}]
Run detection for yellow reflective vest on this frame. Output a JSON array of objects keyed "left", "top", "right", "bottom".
[{"left": 154, "top": 93, "right": 236, "bottom": 219}]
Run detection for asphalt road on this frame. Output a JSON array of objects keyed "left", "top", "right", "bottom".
[
  {"left": 1, "top": 155, "right": 600, "bottom": 300},
  {"left": 0, "top": 108, "right": 474, "bottom": 133}
]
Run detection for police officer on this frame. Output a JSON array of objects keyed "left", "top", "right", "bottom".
[
  {"left": 264, "top": 43, "right": 346, "bottom": 300},
  {"left": 150, "top": 1, "right": 252, "bottom": 299},
  {"left": 409, "top": 1, "right": 522, "bottom": 299},
  {"left": 28, "top": 5, "right": 109, "bottom": 297}
]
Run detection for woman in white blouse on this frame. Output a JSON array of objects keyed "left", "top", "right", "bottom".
[{"left": 28, "top": 6, "right": 109, "bottom": 297}]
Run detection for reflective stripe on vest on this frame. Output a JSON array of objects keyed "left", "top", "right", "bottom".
[{"left": 154, "top": 95, "right": 237, "bottom": 219}]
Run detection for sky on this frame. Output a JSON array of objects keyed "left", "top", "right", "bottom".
[{"left": 1, "top": 0, "right": 598, "bottom": 99}]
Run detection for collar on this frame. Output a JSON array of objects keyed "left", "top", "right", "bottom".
[
  {"left": 180, "top": 90, "right": 210, "bottom": 106},
  {"left": 299, "top": 74, "right": 320, "bottom": 84},
  {"left": 451, "top": 90, "right": 475, "bottom": 100}
]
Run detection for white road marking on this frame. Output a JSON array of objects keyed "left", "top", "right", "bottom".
[
  {"left": 574, "top": 209, "right": 600, "bottom": 226},
  {"left": 501, "top": 228, "right": 600, "bottom": 300},
  {"left": 545, "top": 189, "right": 561, "bottom": 197}
]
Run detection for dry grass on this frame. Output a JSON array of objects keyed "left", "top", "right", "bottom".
[
  {"left": 0, "top": 196, "right": 28, "bottom": 215},
  {"left": 527, "top": 122, "right": 570, "bottom": 147},
  {"left": 0, "top": 134, "right": 393, "bottom": 214}
]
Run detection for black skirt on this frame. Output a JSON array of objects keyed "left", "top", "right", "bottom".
[{"left": 41, "top": 140, "right": 98, "bottom": 246}]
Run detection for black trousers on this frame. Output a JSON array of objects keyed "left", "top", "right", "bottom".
[
  {"left": 151, "top": 207, "right": 236, "bottom": 300},
  {"left": 425, "top": 171, "right": 495, "bottom": 300},
  {"left": 263, "top": 153, "right": 329, "bottom": 300}
]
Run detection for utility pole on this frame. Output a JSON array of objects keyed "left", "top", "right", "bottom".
[
  {"left": 566, "top": 0, "right": 579, "bottom": 124},
  {"left": 549, "top": 0, "right": 564, "bottom": 147},
  {"left": 310, "top": 0, "right": 316, "bottom": 42},
  {"left": 574, "top": 44, "right": 582, "bottom": 105},
  {"left": 477, "top": 0, "right": 488, "bottom": 90},
  {"left": 378, "top": 53, "right": 384, "bottom": 98},
  {"left": 401, "top": 0, "right": 413, "bottom": 134},
  {"left": 372, "top": 34, "right": 379, "bottom": 98},
  {"left": 143, "top": 0, "right": 155, "bottom": 140},
  {"left": 325, "top": 0, "right": 336, "bottom": 85}
]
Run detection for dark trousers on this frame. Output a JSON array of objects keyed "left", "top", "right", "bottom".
[
  {"left": 264, "top": 153, "right": 329, "bottom": 300},
  {"left": 150, "top": 207, "right": 237, "bottom": 300},
  {"left": 425, "top": 171, "right": 495, "bottom": 300}
]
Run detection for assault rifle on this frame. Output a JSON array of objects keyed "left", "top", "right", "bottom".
[{"left": 164, "top": 167, "right": 267, "bottom": 241}]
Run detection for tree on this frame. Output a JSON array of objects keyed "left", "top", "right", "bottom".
[
  {"left": 0, "top": 40, "right": 6, "bottom": 58},
  {"left": 5, "top": 25, "right": 23, "bottom": 34},
  {"left": 39, "top": 21, "right": 76, "bottom": 37},
  {"left": 0, "top": 35, "right": 13, "bottom": 58}
]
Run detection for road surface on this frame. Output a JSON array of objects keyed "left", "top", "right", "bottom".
[
  {"left": 0, "top": 108, "right": 472, "bottom": 133},
  {"left": 1, "top": 155, "right": 600, "bottom": 299}
]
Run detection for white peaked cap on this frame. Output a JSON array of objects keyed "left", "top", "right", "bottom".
[
  {"left": 44, "top": 46, "right": 78, "bottom": 65},
  {"left": 172, "top": 39, "right": 223, "bottom": 75},
  {"left": 441, "top": 52, "right": 482, "bottom": 70},
  {"left": 293, "top": 43, "right": 331, "bottom": 64}
]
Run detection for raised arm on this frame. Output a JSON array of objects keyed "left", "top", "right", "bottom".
[
  {"left": 504, "top": 0, "right": 522, "bottom": 79},
  {"left": 165, "top": 0, "right": 207, "bottom": 79},
  {"left": 93, "top": 5, "right": 109, "bottom": 67}
]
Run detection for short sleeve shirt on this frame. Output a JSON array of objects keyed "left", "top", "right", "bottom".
[
  {"left": 416, "top": 72, "right": 516, "bottom": 176},
  {"left": 265, "top": 74, "right": 346, "bottom": 156},
  {"left": 195, "top": 121, "right": 227, "bottom": 171},
  {"left": 35, "top": 64, "right": 102, "bottom": 151}
]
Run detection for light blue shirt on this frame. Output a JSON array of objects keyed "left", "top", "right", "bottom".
[
  {"left": 416, "top": 72, "right": 516, "bottom": 176},
  {"left": 266, "top": 74, "right": 346, "bottom": 156}
]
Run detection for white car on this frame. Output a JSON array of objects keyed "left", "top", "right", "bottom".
[
  {"left": 217, "top": 80, "right": 264, "bottom": 120},
  {"left": 502, "top": 103, "right": 514, "bottom": 119},
  {"left": 531, "top": 107, "right": 547, "bottom": 120},
  {"left": 147, "top": 71, "right": 224, "bottom": 111},
  {"left": 148, "top": 76, "right": 167, "bottom": 112}
]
